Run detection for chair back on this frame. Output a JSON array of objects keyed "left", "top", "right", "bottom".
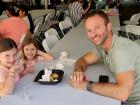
[
  {"left": 64, "top": 16, "right": 73, "bottom": 28},
  {"left": 125, "top": 25, "right": 140, "bottom": 40},
  {"left": 41, "top": 12, "right": 55, "bottom": 31},
  {"left": 59, "top": 20, "right": 72, "bottom": 35},
  {"left": 43, "top": 28, "right": 60, "bottom": 49},
  {"left": 34, "top": 22, "right": 41, "bottom": 34},
  {"left": 18, "top": 33, "right": 26, "bottom": 49},
  {"left": 34, "top": 16, "right": 44, "bottom": 26},
  {"left": 53, "top": 10, "right": 62, "bottom": 21},
  {"left": 129, "top": 13, "right": 140, "bottom": 25},
  {"left": 42, "top": 39, "right": 50, "bottom": 52},
  {"left": 125, "top": 25, "right": 140, "bottom": 35},
  {"left": 123, "top": 13, "right": 140, "bottom": 25}
]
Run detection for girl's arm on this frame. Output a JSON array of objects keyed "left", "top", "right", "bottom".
[
  {"left": 0, "top": 65, "right": 19, "bottom": 96},
  {"left": 37, "top": 50, "right": 53, "bottom": 61},
  {"left": 19, "top": 60, "right": 34, "bottom": 78}
]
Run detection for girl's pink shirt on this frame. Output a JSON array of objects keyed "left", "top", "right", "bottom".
[{"left": 19, "top": 55, "right": 46, "bottom": 71}]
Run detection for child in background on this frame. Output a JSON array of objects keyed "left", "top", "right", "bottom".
[
  {"left": 0, "top": 38, "right": 22, "bottom": 96},
  {"left": 19, "top": 37, "right": 53, "bottom": 77}
]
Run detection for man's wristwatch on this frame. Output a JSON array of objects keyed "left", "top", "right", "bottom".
[{"left": 87, "top": 81, "right": 94, "bottom": 92}]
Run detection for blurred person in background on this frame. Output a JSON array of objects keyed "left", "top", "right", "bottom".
[
  {"left": 18, "top": 3, "right": 34, "bottom": 33},
  {"left": 68, "top": 0, "right": 91, "bottom": 27},
  {"left": 0, "top": 2, "right": 28, "bottom": 45}
]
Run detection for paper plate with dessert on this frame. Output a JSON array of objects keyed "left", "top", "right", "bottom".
[{"left": 34, "top": 69, "right": 64, "bottom": 85}]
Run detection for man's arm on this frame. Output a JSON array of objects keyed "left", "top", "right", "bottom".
[
  {"left": 70, "top": 52, "right": 99, "bottom": 83},
  {"left": 92, "top": 70, "right": 134, "bottom": 101},
  {"left": 74, "top": 51, "right": 99, "bottom": 72}
]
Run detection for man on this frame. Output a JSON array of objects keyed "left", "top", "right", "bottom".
[{"left": 70, "top": 10, "right": 140, "bottom": 105}]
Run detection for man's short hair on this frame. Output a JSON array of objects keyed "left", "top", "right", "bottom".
[{"left": 84, "top": 10, "right": 110, "bottom": 25}]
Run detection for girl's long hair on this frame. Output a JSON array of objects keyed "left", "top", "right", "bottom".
[
  {"left": 21, "top": 35, "right": 39, "bottom": 60},
  {"left": 0, "top": 38, "right": 17, "bottom": 53}
]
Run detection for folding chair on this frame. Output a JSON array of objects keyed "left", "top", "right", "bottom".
[
  {"left": 41, "top": 12, "right": 55, "bottom": 31},
  {"left": 53, "top": 10, "right": 62, "bottom": 21},
  {"left": 34, "top": 21, "right": 42, "bottom": 34},
  {"left": 18, "top": 33, "right": 26, "bottom": 49},
  {"left": 42, "top": 39, "right": 50, "bottom": 52},
  {"left": 59, "top": 19, "right": 72, "bottom": 35},
  {"left": 125, "top": 25, "right": 140, "bottom": 40},
  {"left": 64, "top": 16, "right": 73, "bottom": 29},
  {"left": 123, "top": 13, "right": 140, "bottom": 25},
  {"left": 42, "top": 28, "right": 60, "bottom": 52},
  {"left": 33, "top": 16, "right": 44, "bottom": 26}
]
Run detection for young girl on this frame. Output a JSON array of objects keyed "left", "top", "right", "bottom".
[
  {"left": 19, "top": 37, "right": 53, "bottom": 77},
  {"left": 0, "top": 38, "right": 21, "bottom": 96}
]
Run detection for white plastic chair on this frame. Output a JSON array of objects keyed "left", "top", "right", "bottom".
[
  {"left": 64, "top": 16, "right": 73, "bottom": 28},
  {"left": 42, "top": 28, "right": 60, "bottom": 52},
  {"left": 42, "top": 39, "right": 50, "bottom": 52},
  {"left": 59, "top": 19, "right": 72, "bottom": 35},
  {"left": 53, "top": 10, "right": 62, "bottom": 21},
  {"left": 33, "top": 16, "right": 44, "bottom": 36},
  {"left": 123, "top": 13, "right": 140, "bottom": 25},
  {"left": 18, "top": 33, "right": 26, "bottom": 49},
  {"left": 33, "top": 16, "right": 44, "bottom": 26},
  {"left": 41, "top": 12, "right": 55, "bottom": 31},
  {"left": 125, "top": 25, "right": 140, "bottom": 40},
  {"left": 34, "top": 22, "right": 41, "bottom": 34},
  {"left": 44, "top": 12, "right": 55, "bottom": 22},
  {"left": 46, "top": 28, "right": 60, "bottom": 40}
]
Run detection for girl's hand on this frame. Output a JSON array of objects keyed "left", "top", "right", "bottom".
[
  {"left": 10, "top": 63, "right": 22, "bottom": 73},
  {"left": 37, "top": 50, "right": 42, "bottom": 56},
  {"left": 11, "top": 59, "right": 25, "bottom": 73},
  {"left": 26, "top": 65, "right": 34, "bottom": 73},
  {"left": 25, "top": 61, "right": 35, "bottom": 72},
  {"left": 20, "top": 65, "right": 34, "bottom": 78},
  {"left": 13, "top": 60, "right": 25, "bottom": 74}
]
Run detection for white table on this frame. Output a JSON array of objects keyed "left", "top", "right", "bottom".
[
  {"left": 0, "top": 60, "right": 120, "bottom": 105},
  {"left": 0, "top": 16, "right": 121, "bottom": 105}
]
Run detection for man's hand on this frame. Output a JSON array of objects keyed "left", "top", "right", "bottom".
[
  {"left": 70, "top": 72, "right": 85, "bottom": 83},
  {"left": 70, "top": 71, "right": 88, "bottom": 90},
  {"left": 69, "top": 76, "right": 88, "bottom": 90}
]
